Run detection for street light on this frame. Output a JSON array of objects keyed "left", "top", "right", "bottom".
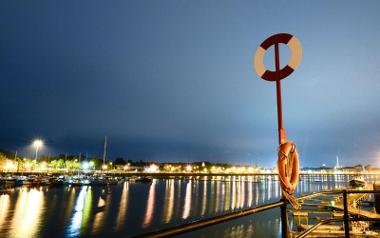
[{"left": 33, "top": 139, "right": 43, "bottom": 160}]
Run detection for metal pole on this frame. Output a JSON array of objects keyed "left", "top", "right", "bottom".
[
  {"left": 275, "top": 43, "right": 288, "bottom": 238},
  {"left": 343, "top": 190, "right": 350, "bottom": 238},
  {"left": 281, "top": 199, "right": 288, "bottom": 238},
  {"left": 274, "top": 43, "right": 285, "bottom": 145},
  {"left": 35, "top": 146, "right": 39, "bottom": 160}
]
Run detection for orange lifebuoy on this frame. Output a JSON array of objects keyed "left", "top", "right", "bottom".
[{"left": 277, "top": 141, "right": 299, "bottom": 194}]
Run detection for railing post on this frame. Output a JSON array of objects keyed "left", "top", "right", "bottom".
[
  {"left": 343, "top": 190, "right": 350, "bottom": 238},
  {"left": 281, "top": 199, "right": 288, "bottom": 238}
]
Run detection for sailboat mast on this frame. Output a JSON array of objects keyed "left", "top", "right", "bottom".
[
  {"left": 78, "top": 152, "right": 81, "bottom": 176},
  {"left": 102, "top": 136, "right": 107, "bottom": 166}
]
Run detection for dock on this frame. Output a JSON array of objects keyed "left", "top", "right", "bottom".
[{"left": 330, "top": 187, "right": 380, "bottom": 218}]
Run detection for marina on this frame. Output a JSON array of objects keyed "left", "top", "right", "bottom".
[{"left": 2, "top": 1, "right": 380, "bottom": 237}]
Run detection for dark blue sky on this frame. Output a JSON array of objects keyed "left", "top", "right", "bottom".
[{"left": 1, "top": 1, "right": 380, "bottom": 167}]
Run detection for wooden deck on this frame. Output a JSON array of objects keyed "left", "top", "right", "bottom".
[{"left": 318, "top": 188, "right": 380, "bottom": 218}]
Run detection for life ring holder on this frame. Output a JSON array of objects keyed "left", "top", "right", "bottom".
[{"left": 254, "top": 33, "right": 302, "bottom": 82}]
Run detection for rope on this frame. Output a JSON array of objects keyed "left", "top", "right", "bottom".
[
  {"left": 284, "top": 146, "right": 299, "bottom": 238},
  {"left": 282, "top": 190, "right": 300, "bottom": 209}
]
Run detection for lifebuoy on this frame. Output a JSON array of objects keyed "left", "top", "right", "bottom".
[
  {"left": 254, "top": 33, "right": 302, "bottom": 82},
  {"left": 278, "top": 141, "right": 299, "bottom": 194}
]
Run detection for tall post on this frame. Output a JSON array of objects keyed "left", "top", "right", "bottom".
[
  {"left": 275, "top": 43, "right": 288, "bottom": 238},
  {"left": 343, "top": 190, "right": 350, "bottom": 237},
  {"left": 281, "top": 200, "right": 288, "bottom": 238},
  {"left": 274, "top": 43, "right": 285, "bottom": 145}
]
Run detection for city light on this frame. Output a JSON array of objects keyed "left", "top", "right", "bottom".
[
  {"left": 33, "top": 139, "right": 43, "bottom": 148},
  {"left": 5, "top": 161, "right": 15, "bottom": 171},
  {"left": 82, "top": 162, "right": 90, "bottom": 170},
  {"left": 186, "top": 165, "right": 192, "bottom": 172},
  {"left": 40, "top": 162, "right": 47, "bottom": 171},
  {"left": 145, "top": 164, "right": 159, "bottom": 173}
]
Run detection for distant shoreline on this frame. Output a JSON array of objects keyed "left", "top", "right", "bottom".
[{"left": 2, "top": 171, "right": 380, "bottom": 177}]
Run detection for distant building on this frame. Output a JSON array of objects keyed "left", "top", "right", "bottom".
[{"left": 334, "top": 156, "right": 342, "bottom": 170}]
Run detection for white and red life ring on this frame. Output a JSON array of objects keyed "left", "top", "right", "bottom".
[{"left": 254, "top": 33, "right": 302, "bottom": 82}]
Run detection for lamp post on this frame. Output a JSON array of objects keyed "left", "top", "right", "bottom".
[{"left": 33, "top": 139, "right": 43, "bottom": 160}]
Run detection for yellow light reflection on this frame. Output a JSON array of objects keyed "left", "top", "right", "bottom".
[
  {"left": 239, "top": 179, "right": 245, "bottom": 208},
  {"left": 115, "top": 182, "right": 129, "bottom": 230},
  {"left": 268, "top": 178, "right": 272, "bottom": 200},
  {"left": 231, "top": 180, "right": 236, "bottom": 210},
  {"left": 248, "top": 178, "right": 252, "bottom": 207},
  {"left": 224, "top": 181, "right": 231, "bottom": 211},
  {"left": 0, "top": 195, "right": 10, "bottom": 231},
  {"left": 182, "top": 180, "right": 192, "bottom": 219},
  {"left": 275, "top": 180, "right": 280, "bottom": 198},
  {"left": 255, "top": 183, "right": 259, "bottom": 206},
  {"left": 163, "top": 179, "right": 174, "bottom": 223},
  {"left": 11, "top": 188, "right": 44, "bottom": 238},
  {"left": 65, "top": 188, "right": 77, "bottom": 220},
  {"left": 215, "top": 181, "right": 220, "bottom": 213},
  {"left": 201, "top": 180, "right": 207, "bottom": 216},
  {"left": 143, "top": 180, "right": 156, "bottom": 228},
  {"left": 220, "top": 182, "right": 226, "bottom": 212}
]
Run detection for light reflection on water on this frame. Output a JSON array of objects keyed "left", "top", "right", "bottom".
[
  {"left": 182, "top": 180, "right": 191, "bottom": 219},
  {"left": 0, "top": 174, "right": 376, "bottom": 237},
  {"left": 163, "top": 179, "right": 174, "bottom": 223},
  {"left": 143, "top": 180, "right": 156, "bottom": 228},
  {"left": 115, "top": 182, "right": 129, "bottom": 230},
  {"left": 0, "top": 194, "right": 10, "bottom": 231},
  {"left": 11, "top": 188, "right": 44, "bottom": 238},
  {"left": 67, "top": 186, "right": 92, "bottom": 237}
]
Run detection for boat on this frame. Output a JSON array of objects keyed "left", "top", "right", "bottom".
[
  {"left": 349, "top": 176, "right": 366, "bottom": 187},
  {"left": 16, "top": 176, "right": 34, "bottom": 186},
  {"left": 106, "top": 176, "right": 119, "bottom": 185},
  {"left": 34, "top": 175, "right": 51, "bottom": 186},
  {"left": 135, "top": 176, "right": 153, "bottom": 183},
  {"left": 91, "top": 176, "right": 108, "bottom": 186},
  {"left": 50, "top": 176, "right": 65, "bottom": 187},
  {"left": 1, "top": 176, "right": 16, "bottom": 186},
  {"left": 65, "top": 176, "right": 91, "bottom": 186}
]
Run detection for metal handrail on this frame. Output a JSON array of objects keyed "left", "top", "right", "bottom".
[
  {"left": 133, "top": 189, "right": 380, "bottom": 238},
  {"left": 132, "top": 191, "right": 333, "bottom": 238},
  {"left": 133, "top": 200, "right": 285, "bottom": 238}
]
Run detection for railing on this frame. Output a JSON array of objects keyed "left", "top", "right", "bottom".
[{"left": 134, "top": 189, "right": 380, "bottom": 238}]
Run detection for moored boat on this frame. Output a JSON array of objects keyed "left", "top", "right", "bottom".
[
  {"left": 349, "top": 175, "right": 366, "bottom": 187},
  {"left": 65, "top": 176, "right": 91, "bottom": 186},
  {"left": 135, "top": 176, "right": 153, "bottom": 183}
]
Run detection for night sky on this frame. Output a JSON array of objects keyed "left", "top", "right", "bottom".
[{"left": 1, "top": 1, "right": 380, "bottom": 167}]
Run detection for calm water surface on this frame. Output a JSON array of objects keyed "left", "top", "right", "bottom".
[{"left": 0, "top": 175, "right": 377, "bottom": 238}]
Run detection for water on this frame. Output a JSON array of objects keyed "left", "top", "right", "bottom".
[{"left": 0, "top": 174, "right": 377, "bottom": 238}]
